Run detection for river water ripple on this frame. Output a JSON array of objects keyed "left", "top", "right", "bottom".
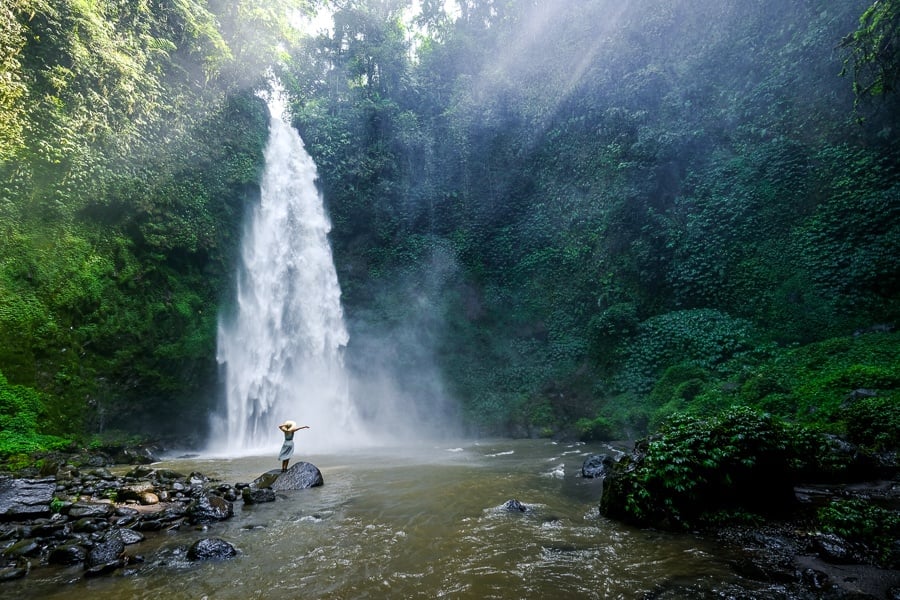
[{"left": 9, "top": 439, "right": 764, "bottom": 599}]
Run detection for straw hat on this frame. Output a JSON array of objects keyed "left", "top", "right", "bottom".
[{"left": 282, "top": 420, "right": 296, "bottom": 429}]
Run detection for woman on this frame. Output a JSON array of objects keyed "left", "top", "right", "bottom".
[{"left": 278, "top": 420, "right": 310, "bottom": 472}]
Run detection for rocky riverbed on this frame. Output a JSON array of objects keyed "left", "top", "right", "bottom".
[
  {"left": 2, "top": 445, "right": 898, "bottom": 598},
  {"left": 0, "top": 454, "right": 323, "bottom": 582}
]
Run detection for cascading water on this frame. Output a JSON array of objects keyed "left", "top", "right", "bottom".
[{"left": 210, "top": 85, "right": 363, "bottom": 455}]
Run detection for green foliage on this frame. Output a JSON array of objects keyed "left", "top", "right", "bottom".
[
  {"left": 648, "top": 363, "right": 710, "bottom": 426},
  {"left": 818, "top": 499, "right": 900, "bottom": 566},
  {"left": 619, "top": 309, "right": 756, "bottom": 393},
  {"left": 575, "top": 416, "right": 613, "bottom": 442},
  {"left": 0, "top": 370, "right": 70, "bottom": 456},
  {"left": 840, "top": 0, "right": 900, "bottom": 102},
  {"left": 2, "top": 0, "right": 897, "bottom": 446},
  {"left": 0, "top": 0, "right": 281, "bottom": 446},
  {"left": 281, "top": 0, "right": 900, "bottom": 439},
  {"left": 843, "top": 394, "right": 900, "bottom": 450},
  {"left": 50, "top": 496, "right": 65, "bottom": 513},
  {"left": 734, "top": 332, "right": 900, "bottom": 426},
  {"left": 601, "top": 407, "right": 808, "bottom": 529}
]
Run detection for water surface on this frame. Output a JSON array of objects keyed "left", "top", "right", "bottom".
[{"left": 11, "top": 439, "right": 756, "bottom": 599}]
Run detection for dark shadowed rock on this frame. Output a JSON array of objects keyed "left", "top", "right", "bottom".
[
  {"left": 48, "top": 543, "right": 87, "bottom": 565},
  {"left": 242, "top": 487, "right": 276, "bottom": 504},
  {"left": 250, "top": 470, "right": 281, "bottom": 490},
  {"left": 187, "top": 537, "right": 238, "bottom": 560},
  {"left": 84, "top": 558, "right": 125, "bottom": 578},
  {"left": 812, "top": 532, "right": 858, "bottom": 564},
  {"left": 0, "top": 476, "right": 56, "bottom": 520},
  {"left": 106, "top": 527, "right": 145, "bottom": 545},
  {"left": 0, "top": 558, "right": 30, "bottom": 581},
  {"left": 267, "top": 462, "right": 324, "bottom": 491},
  {"left": 67, "top": 501, "right": 115, "bottom": 519},
  {"left": 85, "top": 539, "right": 125, "bottom": 569},
  {"left": 582, "top": 454, "right": 616, "bottom": 479},
  {"left": 186, "top": 494, "right": 234, "bottom": 525},
  {"left": 111, "top": 444, "right": 162, "bottom": 465},
  {"left": 2, "top": 538, "right": 41, "bottom": 558},
  {"left": 73, "top": 516, "right": 108, "bottom": 533}
]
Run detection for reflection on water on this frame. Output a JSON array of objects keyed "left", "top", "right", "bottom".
[{"left": 8, "top": 440, "right": 758, "bottom": 599}]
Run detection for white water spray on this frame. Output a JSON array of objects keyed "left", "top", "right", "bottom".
[{"left": 210, "top": 85, "right": 364, "bottom": 455}]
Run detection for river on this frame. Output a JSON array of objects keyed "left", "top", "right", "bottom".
[{"left": 3, "top": 438, "right": 777, "bottom": 599}]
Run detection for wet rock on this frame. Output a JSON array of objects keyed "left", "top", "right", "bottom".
[
  {"left": 89, "top": 468, "right": 116, "bottom": 481},
  {"left": 503, "top": 499, "right": 527, "bottom": 512},
  {"left": 186, "top": 537, "right": 238, "bottom": 561},
  {"left": 581, "top": 454, "right": 616, "bottom": 479},
  {"left": 0, "top": 558, "right": 30, "bottom": 581},
  {"left": 106, "top": 527, "right": 145, "bottom": 545},
  {"left": 812, "top": 532, "right": 857, "bottom": 564},
  {"left": 186, "top": 494, "right": 234, "bottom": 525},
  {"left": 125, "top": 466, "right": 156, "bottom": 479},
  {"left": 48, "top": 543, "right": 87, "bottom": 565},
  {"left": 801, "top": 567, "right": 830, "bottom": 591},
  {"left": 0, "top": 476, "right": 56, "bottom": 520},
  {"left": 242, "top": 487, "right": 276, "bottom": 504},
  {"left": 139, "top": 492, "right": 159, "bottom": 505},
  {"left": 269, "top": 462, "right": 324, "bottom": 491},
  {"left": 118, "top": 482, "right": 154, "bottom": 502},
  {"left": 84, "top": 558, "right": 125, "bottom": 577},
  {"left": 73, "top": 517, "right": 108, "bottom": 533},
  {"left": 251, "top": 471, "right": 281, "bottom": 490},
  {"left": 111, "top": 444, "right": 161, "bottom": 465},
  {"left": 2, "top": 538, "right": 42, "bottom": 558},
  {"left": 84, "top": 538, "right": 125, "bottom": 569},
  {"left": 67, "top": 501, "right": 115, "bottom": 519},
  {"left": 32, "top": 514, "right": 70, "bottom": 538},
  {"left": 155, "top": 469, "right": 186, "bottom": 482},
  {"left": 134, "top": 519, "right": 165, "bottom": 532}
]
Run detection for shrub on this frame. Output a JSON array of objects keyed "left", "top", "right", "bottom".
[
  {"left": 818, "top": 499, "right": 900, "bottom": 567},
  {"left": 575, "top": 416, "right": 614, "bottom": 442},
  {"left": 842, "top": 394, "right": 900, "bottom": 451},
  {"left": 618, "top": 309, "right": 756, "bottom": 393},
  {"left": 0, "top": 371, "right": 71, "bottom": 456},
  {"left": 600, "top": 407, "right": 805, "bottom": 529}
]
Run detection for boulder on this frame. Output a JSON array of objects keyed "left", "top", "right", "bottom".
[
  {"left": 187, "top": 537, "right": 238, "bottom": 561},
  {"left": 84, "top": 559, "right": 125, "bottom": 578},
  {"left": 0, "top": 558, "right": 29, "bottom": 581},
  {"left": 242, "top": 487, "right": 276, "bottom": 504},
  {"left": 582, "top": 454, "right": 616, "bottom": 479},
  {"left": 84, "top": 539, "right": 125, "bottom": 569},
  {"left": 138, "top": 492, "right": 159, "bottom": 506},
  {"left": 269, "top": 462, "right": 324, "bottom": 491},
  {"left": 106, "top": 527, "right": 145, "bottom": 545},
  {"left": 2, "top": 538, "right": 42, "bottom": 558},
  {"left": 0, "top": 476, "right": 56, "bottom": 521},
  {"left": 67, "top": 501, "right": 115, "bottom": 519},
  {"left": 73, "top": 517, "right": 108, "bottom": 533},
  {"left": 118, "top": 482, "right": 154, "bottom": 502},
  {"left": 250, "top": 470, "right": 281, "bottom": 490},
  {"left": 48, "top": 543, "right": 87, "bottom": 566},
  {"left": 186, "top": 494, "right": 234, "bottom": 525},
  {"left": 503, "top": 499, "right": 527, "bottom": 512}
]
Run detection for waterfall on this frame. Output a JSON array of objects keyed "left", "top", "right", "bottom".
[{"left": 210, "top": 85, "right": 362, "bottom": 455}]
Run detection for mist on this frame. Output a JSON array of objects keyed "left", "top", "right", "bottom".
[{"left": 343, "top": 240, "right": 464, "bottom": 443}]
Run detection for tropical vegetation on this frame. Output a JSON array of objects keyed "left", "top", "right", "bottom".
[{"left": 0, "top": 0, "right": 898, "bottom": 472}]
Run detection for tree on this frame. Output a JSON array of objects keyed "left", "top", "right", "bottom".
[{"left": 841, "top": 0, "right": 900, "bottom": 101}]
